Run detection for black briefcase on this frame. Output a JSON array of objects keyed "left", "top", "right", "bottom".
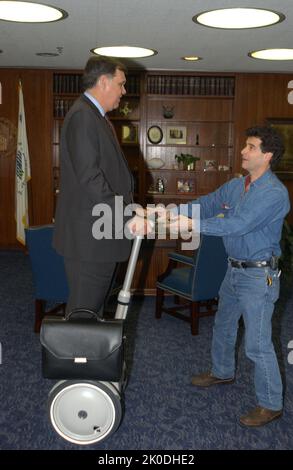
[{"left": 40, "top": 309, "right": 124, "bottom": 381}]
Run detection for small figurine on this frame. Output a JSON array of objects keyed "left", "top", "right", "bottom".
[
  {"left": 119, "top": 101, "right": 132, "bottom": 117},
  {"left": 156, "top": 177, "right": 165, "bottom": 193},
  {"left": 162, "top": 105, "right": 174, "bottom": 119}
]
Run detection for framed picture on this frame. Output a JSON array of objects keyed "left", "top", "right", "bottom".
[
  {"left": 204, "top": 159, "right": 217, "bottom": 171},
  {"left": 267, "top": 118, "right": 293, "bottom": 174},
  {"left": 176, "top": 178, "right": 195, "bottom": 194},
  {"left": 147, "top": 125, "right": 163, "bottom": 144},
  {"left": 121, "top": 124, "right": 138, "bottom": 144},
  {"left": 166, "top": 126, "right": 187, "bottom": 144}
]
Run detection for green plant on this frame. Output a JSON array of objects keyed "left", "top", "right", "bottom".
[{"left": 175, "top": 153, "right": 200, "bottom": 168}]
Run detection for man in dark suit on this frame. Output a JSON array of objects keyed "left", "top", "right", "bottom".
[{"left": 53, "top": 56, "right": 148, "bottom": 315}]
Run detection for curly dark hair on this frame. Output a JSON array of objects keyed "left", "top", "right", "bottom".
[
  {"left": 246, "top": 126, "right": 285, "bottom": 168},
  {"left": 82, "top": 56, "right": 127, "bottom": 91}
]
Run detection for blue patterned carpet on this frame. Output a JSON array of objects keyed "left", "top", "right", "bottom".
[{"left": 0, "top": 250, "right": 293, "bottom": 450}]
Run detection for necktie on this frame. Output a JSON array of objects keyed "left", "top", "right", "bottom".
[{"left": 104, "top": 114, "right": 120, "bottom": 147}]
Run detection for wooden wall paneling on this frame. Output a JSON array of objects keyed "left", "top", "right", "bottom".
[
  {"left": 233, "top": 73, "right": 293, "bottom": 173},
  {"left": 0, "top": 69, "right": 53, "bottom": 248},
  {"left": 233, "top": 73, "right": 293, "bottom": 222}
]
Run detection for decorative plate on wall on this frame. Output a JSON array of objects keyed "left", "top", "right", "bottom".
[
  {"left": 147, "top": 125, "right": 163, "bottom": 144},
  {"left": 0, "top": 118, "right": 17, "bottom": 158},
  {"left": 147, "top": 157, "right": 165, "bottom": 169}
]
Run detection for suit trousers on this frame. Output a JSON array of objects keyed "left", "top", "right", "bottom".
[{"left": 64, "top": 257, "right": 116, "bottom": 316}]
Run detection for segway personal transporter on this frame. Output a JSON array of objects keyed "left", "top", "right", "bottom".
[{"left": 40, "top": 236, "right": 143, "bottom": 445}]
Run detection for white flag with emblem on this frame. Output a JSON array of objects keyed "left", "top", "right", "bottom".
[{"left": 15, "top": 81, "right": 31, "bottom": 245}]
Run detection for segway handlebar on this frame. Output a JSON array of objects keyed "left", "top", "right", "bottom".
[{"left": 115, "top": 236, "right": 143, "bottom": 320}]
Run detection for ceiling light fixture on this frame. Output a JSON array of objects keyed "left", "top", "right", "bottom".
[
  {"left": 91, "top": 46, "right": 157, "bottom": 59},
  {"left": 193, "top": 8, "right": 284, "bottom": 29},
  {"left": 249, "top": 49, "right": 293, "bottom": 61},
  {"left": 182, "top": 56, "right": 202, "bottom": 61},
  {"left": 0, "top": 1, "right": 67, "bottom": 23}
]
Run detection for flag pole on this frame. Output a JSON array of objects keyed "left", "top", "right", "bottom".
[{"left": 15, "top": 79, "right": 31, "bottom": 245}]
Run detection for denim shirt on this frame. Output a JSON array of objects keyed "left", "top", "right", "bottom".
[{"left": 185, "top": 170, "right": 290, "bottom": 261}]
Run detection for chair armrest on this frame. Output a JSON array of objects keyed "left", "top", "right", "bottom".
[{"left": 168, "top": 252, "right": 194, "bottom": 266}]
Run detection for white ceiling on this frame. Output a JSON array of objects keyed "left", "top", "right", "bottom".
[{"left": 1, "top": 0, "right": 293, "bottom": 72}]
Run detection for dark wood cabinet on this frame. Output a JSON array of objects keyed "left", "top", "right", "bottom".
[
  {"left": 142, "top": 72, "right": 235, "bottom": 207},
  {"left": 108, "top": 72, "right": 143, "bottom": 202},
  {"left": 51, "top": 70, "right": 236, "bottom": 216},
  {"left": 50, "top": 70, "right": 237, "bottom": 291},
  {"left": 52, "top": 71, "right": 83, "bottom": 211}
]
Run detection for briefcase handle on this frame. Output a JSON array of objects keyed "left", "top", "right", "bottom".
[{"left": 65, "top": 308, "right": 102, "bottom": 321}]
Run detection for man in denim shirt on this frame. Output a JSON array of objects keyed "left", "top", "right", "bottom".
[{"left": 169, "top": 126, "right": 290, "bottom": 426}]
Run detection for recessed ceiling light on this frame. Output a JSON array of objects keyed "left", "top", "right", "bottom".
[
  {"left": 249, "top": 49, "right": 293, "bottom": 61},
  {"left": 91, "top": 46, "right": 157, "bottom": 58},
  {"left": 182, "top": 56, "right": 202, "bottom": 61},
  {"left": 0, "top": 1, "right": 68, "bottom": 23},
  {"left": 193, "top": 8, "right": 284, "bottom": 29}
]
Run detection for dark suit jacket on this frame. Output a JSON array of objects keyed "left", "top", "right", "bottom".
[{"left": 53, "top": 94, "right": 133, "bottom": 262}]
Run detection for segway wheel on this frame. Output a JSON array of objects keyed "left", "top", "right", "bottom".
[{"left": 48, "top": 381, "right": 122, "bottom": 445}]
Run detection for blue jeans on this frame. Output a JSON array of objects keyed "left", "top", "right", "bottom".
[{"left": 211, "top": 264, "right": 283, "bottom": 410}]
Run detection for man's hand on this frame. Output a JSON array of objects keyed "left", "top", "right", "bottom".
[
  {"left": 168, "top": 214, "right": 193, "bottom": 234},
  {"left": 127, "top": 214, "right": 154, "bottom": 236},
  {"left": 144, "top": 205, "right": 169, "bottom": 222},
  {"left": 134, "top": 206, "right": 147, "bottom": 218}
]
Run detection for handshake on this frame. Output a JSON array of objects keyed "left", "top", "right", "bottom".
[{"left": 127, "top": 205, "right": 194, "bottom": 237}]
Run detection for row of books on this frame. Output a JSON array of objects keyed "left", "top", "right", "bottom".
[
  {"left": 54, "top": 99, "right": 75, "bottom": 118},
  {"left": 147, "top": 75, "right": 235, "bottom": 96},
  {"left": 53, "top": 73, "right": 140, "bottom": 95},
  {"left": 125, "top": 75, "right": 141, "bottom": 95},
  {"left": 53, "top": 74, "right": 82, "bottom": 94}
]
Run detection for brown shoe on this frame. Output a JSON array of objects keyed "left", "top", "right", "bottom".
[
  {"left": 191, "top": 371, "right": 234, "bottom": 387},
  {"left": 240, "top": 406, "right": 282, "bottom": 427}
]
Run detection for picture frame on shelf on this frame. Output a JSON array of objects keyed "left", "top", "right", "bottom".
[
  {"left": 218, "top": 164, "right": 230, "bottom": 171},
  {"left": 203, "top": 159, "right": 217, "bottom": 171},
  {"left": 166, "top": 126, "right": 187, "bottom": 144},
  {"left": 176, "top": 178, "right": 195, "bottom": 195},
  {"left": 121, "top": 124, "right": 138, "bottom": 144},
  {"left": 147, "top": 125, "right": 163, "bottom": 144}
]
